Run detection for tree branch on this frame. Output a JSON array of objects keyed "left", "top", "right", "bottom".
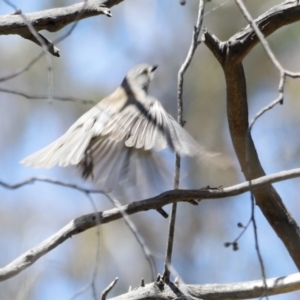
[
  {"left": 0, "top": 0, "right": 122, "bottom": 55},
  {"left": 227, "top": 0, "right": 300, "bottom": 62},
  {"left": 163, "top": 0, "right": 205, "bottom": 282},
  {"left": 108, "top": 272, "right": 300, "bottom": 300},
  {"left": 1, "top": 167, "right": 300, "bottom": 281},
  {"left": 102, "top": 278, "right": 118, "bottom": 300},
  {"left": 203, "top": 0, "right": 300, "bottom": 270},
  {"left": 0, "top": 87, "right": 95, "bottom": 104}
]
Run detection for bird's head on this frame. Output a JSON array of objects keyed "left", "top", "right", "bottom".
[{"left": 123, "top": 64, "right": 158, "bottom": 94}]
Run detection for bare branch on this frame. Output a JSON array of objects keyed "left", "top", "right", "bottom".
[
  {"left": 23, "top": 32, "right": 60, "bottom": 57},
  {"left": 203, "top": 0, "right": 300, "bottom": 269},
  {"left": 232, "top": 3, "right": 293, "bottom": 296},
  {"left": 204, "top": 0, "right": 231, "bottom": 17},
  {"left": 234, "top": 0, "right": 300, "bottom": 132},
  {"left": 3, "top": 166, "right": 300, "bottom": 198},
  {"left": 3, "top": 0, "right": 60, "bottom": 57},
  {"left": 163, "top": 0, "right": 205, "bottom": 281},
  {"left": 235, "top": 0, "right": 292, "bottom": 73},
  {"left": 0, "top": 0, "right": 122, "bottom": 55},
  {"left": 102, "top": 278, "right": 118, "bottom": 300},
  {"left": 0, "top": 87, "right": 95, "bottom": 104},
  {"left": 3, "top": 0, "right": 57, "bottom": 96},
  {"left": 249, "top": 192, "right": 269, "bottom": 300},
  {"left": 2, "top": 167, "right": 300, "bottom": 280},
  {"left": 0, "top": 177, "right": 106, "bottom": 193},
  {"left": 0, "top": 0, "right": 115, "bottom": 33},
  {"left": 109, "top": 272, "right": 300, "bottom": 300},
  {"left": 0, "top": 0, "right": 122, "bottom": 85},
  {"left": 0, "top": 52, "right": 44, "bottom": 83},
  {"left": 227, "top": 1, "right": 300, "bottom": 62},
  {"left": 3, "top": 0, "right": 58, "bottom": 102}
]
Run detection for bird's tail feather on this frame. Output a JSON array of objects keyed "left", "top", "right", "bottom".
[{"left": 79, "top": 137, "right": 173, "bottom": 193}]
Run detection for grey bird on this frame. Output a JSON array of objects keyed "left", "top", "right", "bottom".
[{"left": 21, "top": 64, "right": 204, "bottom": 193}]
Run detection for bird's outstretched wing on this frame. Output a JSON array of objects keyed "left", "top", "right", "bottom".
[
  {"left": 20, "top": 101, "right": 112, "bottom": 168},
  {"left": 22, "top": 91, "right": 203, "bottom": 168}
]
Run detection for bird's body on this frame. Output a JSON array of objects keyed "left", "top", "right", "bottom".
[{"left": 21, "top": 64, "right": 203, "bottom": 191}]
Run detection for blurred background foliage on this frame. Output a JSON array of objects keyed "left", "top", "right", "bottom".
[{"left": 0, "top": 0, "right": 300, "bottom": 299}]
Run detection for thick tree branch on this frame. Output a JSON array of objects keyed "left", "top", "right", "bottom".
[
  {"left": 1, "top": 167, "right": 300, "bottom": 281},
  {"left": 108, "top": 272, "right": 300, "bottom": 300},
  {"left": 203, "top": 0, "right": 300, "bottom": 270},
  {"left": 227, "top": 0, "right": 300, "bottom": 62},
  {"left": 0, "top": 0, "right": 116, "bottom": 33},
  {"left": 233, "top": 0, "right": 300, "bottom": 133},
  {"left": 204, "top": 1, "right": 300, "bottom": 64},
  {"left": 0, "top": 0, "right": 122, "bottom": 55}
]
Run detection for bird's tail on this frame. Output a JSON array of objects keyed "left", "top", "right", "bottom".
[{"left": 78, "top": 137, "right": 173, "bottom": 193}]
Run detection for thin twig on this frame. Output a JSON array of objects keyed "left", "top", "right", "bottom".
[
  {"left": 248, "top": 75, "right": 285, "bottom": 132},
  {"left": 250, "top": 193, "right": 269, "bottom": 300},
  {"left": 0, "top": 52, "right": 44, "bottom": 83},
  {"left": 244, "top": 176, "right": 269, "bottom": 297},
  {"left": 163, "top": 0, "right": 205, "bottom": 281},
  {"left": 0, "top": 87, "right": 95, "bottom": 104},
  {"left": 0, "top": 177, "right": 106, "bottom": 194},
  {"left": 3, "top": 167, "right": 300, "bottom": 199},
  {"left": 224, "top": 217, "right": 252, "bottom": 251},
  {"left": 204, "top": 0, "right": 231, "bottom": 17},
  {"left": 87, "top": 193, "right": 102, "bottom": 299},
  {"left": 101, "top": 278, "right": 118, "bottom": 300}
]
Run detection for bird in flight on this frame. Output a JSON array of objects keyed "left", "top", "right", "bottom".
[{"left": 21, "top": 64, "right": 205, "bottom": 193}]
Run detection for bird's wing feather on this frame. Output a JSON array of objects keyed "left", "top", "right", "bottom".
[
  {"left": 78, "top": 136, "right": 173, "bottom": 192},
  {"left": 102, "top": 96, "right": 202, "bottom": 156},
  {"left": 21, "top": 100, "right": 113, "bottom": 168}
]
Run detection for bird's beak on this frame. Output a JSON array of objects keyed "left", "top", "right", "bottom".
[{"left": 151, "top": 65, "right": 158, "bottom": 72}]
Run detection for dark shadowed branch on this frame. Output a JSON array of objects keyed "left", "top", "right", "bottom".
[
  {"left": 234, "top": 0, "right": 300, "bottom": 131},
  {"left": 204, "top": 0, "right": 300, "bottom": 270}
]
